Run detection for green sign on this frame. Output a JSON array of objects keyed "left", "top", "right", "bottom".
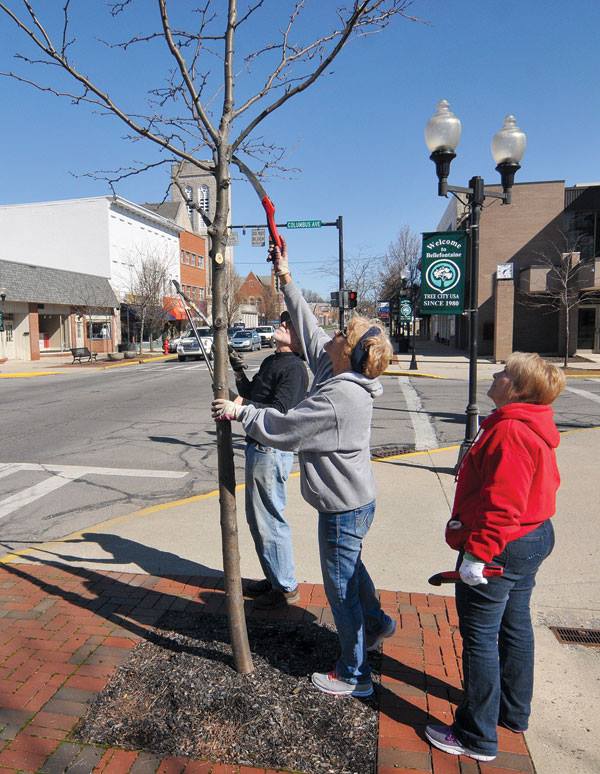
[
  {"left": 419, "top": 230, "right": 466, "bottom": 315},
  {"left": 399, "top": 299, "right": 413, "bottom": 321},
  {"left": 286, "top": 219, "right": 322, "bottom": 229}
]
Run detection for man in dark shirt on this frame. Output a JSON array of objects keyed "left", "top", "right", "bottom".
[{"left": 230, "top": 311, "right": 308, "bottom": 609}]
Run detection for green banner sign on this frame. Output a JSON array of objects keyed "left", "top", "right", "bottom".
[
  {"left": 419, "top": 230, "right": 467, "bottom": 315},
  {"left": 286, "top": 219, "right": 322, "bottom": 229},
  {"left": 399, "top": 299, "right": 413, "bottom": 321}
]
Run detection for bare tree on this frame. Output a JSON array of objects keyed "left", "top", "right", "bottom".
[
  {"left": 319, "top": 251, "right": 380, "bottom": 317},
  {"left": 301, "top": 288, "right": 326, "bottom": 303},
  {"left": 127, "top": 250, "right": 174, "bottom": 354},
  {"left": 0, "top": 0, "right": 418, "bottom": 673},
  {"left": 518, "top": 230, "right": 598, "bottom": 367},
  {"left": 379, "top": 225, "right": 421, "bottom": 300},
  {"left": 72, "top": 283, "right": 118, "bottom": 354}
]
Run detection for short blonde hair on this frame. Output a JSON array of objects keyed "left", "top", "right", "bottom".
[
  {"left": 504, "top": 352, "right": 566, "bottom": 405},
  {"left": 344, "top": 315, "right": 393, "bottom": 379}
]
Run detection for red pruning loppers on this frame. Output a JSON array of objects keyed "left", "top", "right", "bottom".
[{"left": 428, "top": 566, "right": 504, "bottom": 586}]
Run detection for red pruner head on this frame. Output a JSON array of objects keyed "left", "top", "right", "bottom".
[{"left": 261, "top": 196, "right": 283, "bottom": 260}]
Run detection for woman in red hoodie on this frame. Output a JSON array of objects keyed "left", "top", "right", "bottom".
[{"left": 426, "top": 352, "right": 566, "bottom": 762}]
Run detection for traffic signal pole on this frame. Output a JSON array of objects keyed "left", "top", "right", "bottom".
[
  {"left": 229, "top": 215, "right": 346, "bottom": 326},
  {"left": 337, "top": 215, "right": 344, "bottom": 330}
]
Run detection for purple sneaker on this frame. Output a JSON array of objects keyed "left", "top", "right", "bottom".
[{"left": 425, "top": 724, "right": 496, "bottom": 762}]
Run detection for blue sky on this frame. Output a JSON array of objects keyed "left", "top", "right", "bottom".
[{"left": 0, "top": 1, "right": 599, "bottom": 296}]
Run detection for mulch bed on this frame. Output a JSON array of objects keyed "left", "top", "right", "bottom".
[{"left": 73, "top": 612, "right": 378, "bottom": 774}]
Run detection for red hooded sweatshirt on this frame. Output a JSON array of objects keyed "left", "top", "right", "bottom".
[{"left": 446, "top": 403, "right": 560, "bottom": 563}]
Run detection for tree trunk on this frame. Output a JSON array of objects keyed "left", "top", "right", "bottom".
[
  {"left": 139, "top": 311, "right": 145, "bottom": 356},
  {"left": 211, "top": 153, "right": 253, "bottom": 674},
  {"left": 564, "top": 305, "right": 569, "bottom": 370}
]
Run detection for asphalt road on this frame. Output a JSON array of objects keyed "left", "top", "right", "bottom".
[{"left": 1, "top": 352, "right": 600, "bottom": 554}]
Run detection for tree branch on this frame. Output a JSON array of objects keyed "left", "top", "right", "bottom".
[
  {"left": 0, "top": 1, "right": 216, "bottom": 171},
  {"left": 157, "top": 0, "right": 219, "bottom": 145},
  {"left": 231, "top": 1, "right": 413, "bottom": 152}
]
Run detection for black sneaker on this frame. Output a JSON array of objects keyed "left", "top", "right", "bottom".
[
  {"left": 244, "top": 578, "right": 272, "bottom": 596},
  {"left": 253, "top": 587, "right": 300, "bottom": 610}
]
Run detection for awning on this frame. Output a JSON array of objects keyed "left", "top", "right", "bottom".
[{"left": 163, "top": 295, "right": 188, "bottom": 321}]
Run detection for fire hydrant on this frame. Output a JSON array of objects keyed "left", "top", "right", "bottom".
[{"left": 163, "top": 338, "right": 170, "bottom": 355}]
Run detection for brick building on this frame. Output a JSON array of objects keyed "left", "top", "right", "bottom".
[
  {"left": 237, "top": 271, "right": 283, "bottom": 323},
  {"left": 430, "top": 180, "right": 600, "bottom": 360}
]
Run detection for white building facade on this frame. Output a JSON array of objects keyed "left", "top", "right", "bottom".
[
  {"left": 0, "top": 196, "right": 182, "bottom": 300},
  {"left": 0, "top": 196, "right": 182, "bottom": 359}
]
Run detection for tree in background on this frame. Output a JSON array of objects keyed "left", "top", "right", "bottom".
[
  {"left": 0, "top": 0, "right": 417, "bottom": 673},
  {"left": 126, "top": 249, "right": 174, "bottom": 354},
  {"left": 517, "top": 230, "right": 598, "bottom": 368},
  {"left": 301, "top": 288, "right": 326, "bottom": 304},
  {"left": 379, "top": 225, "right": 421, "bottom": 337}
]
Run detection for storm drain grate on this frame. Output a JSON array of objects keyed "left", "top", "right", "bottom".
[{"left": 550, "top": 627, "right": 600, "bottom": 646}]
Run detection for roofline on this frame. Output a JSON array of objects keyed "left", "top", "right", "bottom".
[
  {"left": 483, "top": 179, "right": 566, "bottom": 188},
  {"left": 0, "top": 195, "right": 183, "bottom": 234},
  {"left": 0, "top": 256, "right": 113, "bottom": 284},
  {"left": 108, "top": 196, "right": 183, "bottom": 233}
]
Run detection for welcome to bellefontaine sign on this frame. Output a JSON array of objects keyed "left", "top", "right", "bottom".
[{"left": 419, "top": 231, "right": 467, "bottom": 315}]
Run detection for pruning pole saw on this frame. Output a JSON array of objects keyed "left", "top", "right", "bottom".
[
  {"left": 170, "top": 278, "right": 215, "bottom": 383},
  {"left": 233, "top": 156, "right": 283, "bottom": 261}
]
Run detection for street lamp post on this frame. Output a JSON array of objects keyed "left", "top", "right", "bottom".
[{"left": 425, "top": 100, "right": 527, "bottom": 459}]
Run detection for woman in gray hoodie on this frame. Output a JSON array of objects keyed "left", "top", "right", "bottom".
[{"left": 212, "top": 241, "right": 395, "bottom": 698}]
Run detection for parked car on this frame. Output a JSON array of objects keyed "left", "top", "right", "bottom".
[
  {"left": 169, "top": 334, "right": 183, "bottom": 353},
  {"left": 231, "top": 329, "right": 261, "bottom": 352},
  {"left": 176, "top": 327, "right": 214, "bottom": 362},
  {"left": 255, "top": 325, "right": 276, "bottom": 348}
]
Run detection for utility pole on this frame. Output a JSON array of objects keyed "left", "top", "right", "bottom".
[{"left": 337, "top": 215, "right": 345, "bottom": 330}]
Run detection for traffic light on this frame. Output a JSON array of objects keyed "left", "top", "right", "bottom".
[
  {"left": 347, "top": 290, "right": 357, "bottom": 309},
  {"left": 330, "top": 291, "right": 339, "bottom": 308}
]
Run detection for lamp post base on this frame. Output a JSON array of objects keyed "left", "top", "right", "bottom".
[{"left": 409, "top": 353, "right": 418, "bottom": 370}]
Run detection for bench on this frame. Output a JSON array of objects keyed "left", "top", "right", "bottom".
[{"left": 70, "top": 346, "right": 97, "bottom": 364}]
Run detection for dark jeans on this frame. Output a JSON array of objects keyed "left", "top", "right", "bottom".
[
  {"left": 318, "top": 501, "right": 388, "bottom": 683},
  {"left": 453, "top": 520, "right": 555, "bottom": 756}
]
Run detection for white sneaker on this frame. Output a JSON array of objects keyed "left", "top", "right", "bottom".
[
  {"left": 311, "top": 671, "right": 374, "bottom": 698},
  {"left": 366, "top": 617, "right": 397, "bottom": 651},
  {"left": 425, "top": 724, "right": 496, "bottom": 761}
]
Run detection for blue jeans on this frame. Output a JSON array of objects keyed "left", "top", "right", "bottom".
[
  {"left": 245, "top": 442, "right": 297, "bottom": 593},
  {"left": 318, "top": 500, "right": 389, "bottom": 683},
  {"left": 453, "top": 520, "right": 555, "bottom": 756}
]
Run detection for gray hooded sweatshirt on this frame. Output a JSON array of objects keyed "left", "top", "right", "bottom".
[{"left": 239, "top": 280, "right": 383, "bottom": 513}]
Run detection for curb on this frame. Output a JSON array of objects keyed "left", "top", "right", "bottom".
[
  {"left": 102, "top": 354, "right": 177, "bottom": 369},
  {"left": 382, "top": 369, "right": 449, "bottom": 379},
  {"left": 0, "top": 445, "right": 460, "bottom": 566},
  {"left": 0, "top": 370, "right": 65, "bottom": 379}
]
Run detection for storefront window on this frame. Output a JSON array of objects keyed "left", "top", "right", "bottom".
[
  {"left": 566, "top": 210, "right": 595, "bottom": 260},
  {"left": 88, "top": 321, "right": 111, "bottom": 339}
]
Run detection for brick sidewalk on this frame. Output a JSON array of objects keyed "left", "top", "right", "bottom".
[{"left": 0, "top": 563, "right": 534, "bottom": 774}]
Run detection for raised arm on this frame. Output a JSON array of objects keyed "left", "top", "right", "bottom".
[{"left": 272, "top": 240, "right": 331, "bottom": 373}]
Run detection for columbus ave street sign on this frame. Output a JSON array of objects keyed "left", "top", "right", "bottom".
[
  {"left": 286, "top": 220, "right": 322, "bottom": 229},
  {"left": 419, "top": 231, "right": 467, "bottom": 315}
]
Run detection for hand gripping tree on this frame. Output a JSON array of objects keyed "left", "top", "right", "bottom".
[{"left": 0, "top": 0, "right": 416, "bottom": 672}]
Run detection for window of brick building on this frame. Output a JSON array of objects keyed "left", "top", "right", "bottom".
[
  {"left": 198, "top": 185, "right": 210, "bottom": 214},
  {"left": 190, "top": 254, "right": 196, "bottom": 267}
]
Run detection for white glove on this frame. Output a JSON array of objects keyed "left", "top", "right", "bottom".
[
  {"left": 211, "top": 398, "right": 243, "bottom": 422},
  {"left": 459, "top": 554, "right": 488, "bottom": 586},
  {"left": 270, "top": 240, "right": 289, "bottom": 277}
]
